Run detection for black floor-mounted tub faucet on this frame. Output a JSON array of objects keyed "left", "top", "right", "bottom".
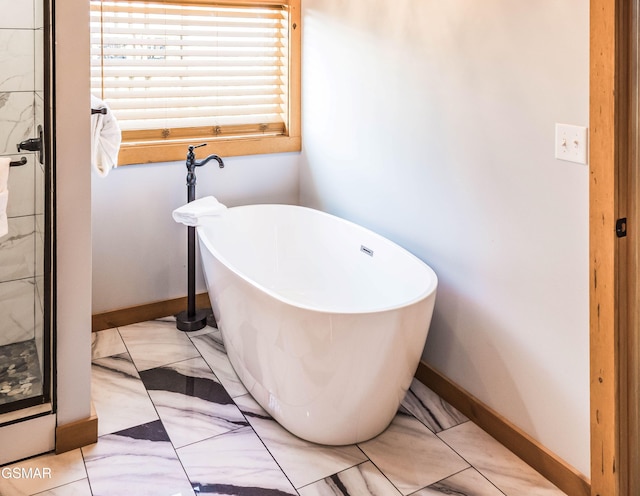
[{"left": 176, "top": 143, "right": 224, "bottom": 332}]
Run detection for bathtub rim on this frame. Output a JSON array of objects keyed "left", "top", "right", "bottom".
[{"left": 196, "top": 203, "right": 438, "bottom": 315}]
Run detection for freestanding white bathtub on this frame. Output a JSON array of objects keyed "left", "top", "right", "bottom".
[{"left": 196, "top": 204, "right": 438, "bottom": 445}]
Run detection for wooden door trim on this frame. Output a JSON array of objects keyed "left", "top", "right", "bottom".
[{"left": 589, "top": 1, "right": 634, "bottom": 494}]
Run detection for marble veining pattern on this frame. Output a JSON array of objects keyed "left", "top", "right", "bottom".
[
  {"left": 91, "top": 353, "right": 159, "bottom": 436},
  {"left": 178, "top": 426, "right": 297, "bottom": 496},
  {"left": 438, "top": 421, "right": 565, "bottom": 495},
  {"left": 298, "top": 461, "right": 402, "bottom": 496},
  {"left": 235, "top": 393, "right": 368, "bottom": 489},
  {"left": 189, "top": 328, "right": 248, "bottom": 398},
  {"left": 358, "top": 411, "right": 470, "bottom": 495},
  {"left": 90, "top": 327, "right": 127, "bottom": 360},
  {"left": 2, "top": 320, "right": 567, "bottom": 496},
  {"left": 138, "top": 356, "right": 249, "bottom": 448},
  {"left": 0, "top": 215, "right": 36, "bottom": 282},
  {"left": 82, "top": 420, "right": 195, "bottom": 496},
  {"left": 413, "top": 468, "right": 506, "bottom": 496},
  {"left": 0, "top": 91, "right": 34, "bottom": 155},
  {"left": 118, "top": 318, "right": 200, "bottom": 371},
  {"left": 0, "top": 29, "right": 35, "bottom": 92},
  {"left": 401, "top": 378, "right": 468, "bottom": 433}
]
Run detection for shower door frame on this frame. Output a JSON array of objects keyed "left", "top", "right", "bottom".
[
  {"left": 0, "top": 0, "right": 55, "bottom": 418},
  {"left": 0, "top": 0, "right": 57, "bottom": 462}
]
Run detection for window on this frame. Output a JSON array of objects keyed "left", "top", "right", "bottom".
[{"left": 90, "top": 0, "right": 300, "bottom": 165}]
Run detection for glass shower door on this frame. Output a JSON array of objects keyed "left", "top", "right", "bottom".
[{"left": 0, "top": 0, "right": 52, "bottom": 416}]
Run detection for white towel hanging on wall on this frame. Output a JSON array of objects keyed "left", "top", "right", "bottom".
[
  {"left": 91, "top": 94, "right": 122, "bottom": 177},
  {"left": 0, "top": 157, "right": 10, "bottom": 237}
]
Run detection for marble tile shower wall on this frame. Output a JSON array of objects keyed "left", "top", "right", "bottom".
[{"left": 0, "top": 0, "right": 45, "bottom": 348}]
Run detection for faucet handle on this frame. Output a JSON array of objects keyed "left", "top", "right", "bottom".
[{"left": 188, "top": 143, "right": 207, "bottom": 152}]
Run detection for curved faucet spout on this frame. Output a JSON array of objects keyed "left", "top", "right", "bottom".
[
  {"left": 184, "top": 144, "right": 225, "bottom": 203},
  {"left": 186, "top": 143, "right": 225, "bottom": 169},
  {"left": 195, "top": 154, "right": 224, "bottom": 169}
]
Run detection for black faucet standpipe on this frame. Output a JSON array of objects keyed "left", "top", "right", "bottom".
[{"left": 176, "top": 143, "right": 225, "bottom": 332}]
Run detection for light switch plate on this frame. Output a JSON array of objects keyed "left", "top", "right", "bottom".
[{"left": 555, "top": 123, "right": 588, "bottom": 164}]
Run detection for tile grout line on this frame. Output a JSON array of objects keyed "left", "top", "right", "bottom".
[
  {"left": 116, "top": 323, "right": 220, "bottom": 496},
  {"left": 79, "top": 449, "right": 94, "bottom": 496},
  {"left": 126, "top": 320, "right": 300, "bottom": 495},
  {"left": 406, "top": 466, "right": 478, "bottom": 496},
  {"left": 436, "top": 467, "right": 506, "bottom": 496},
  {"left": 353, "top": 406, "right": 467, "bottom": 496},
  {"left": 91, "top": 322, "right": 536, "bottom": 496},
  {"left": 118, "top": 320, "right": 202, "bottom": 374},
  {"left": 92, "top": 326, "right": 195, "bottom": 494},
  {"left": 351, "top": 447, "right": 404, "bottom": 496},
  {"left": 190, "top": 326, "right": 302, "bottom": 494},
  {"left": 233, "top": 399, "right": 302, "bottom": 495},
  {"left": 190, "top": 326, "right": 378, "bottom": 494},
  {"left": 187, "top": 325, "right": 469, "bottom": 496},
  {"left": 434, "top": 421, "right": 509, "bottom": 496}
]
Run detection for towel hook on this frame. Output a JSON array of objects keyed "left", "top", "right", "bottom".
[{"left": 9, "top": 157, "right": 27, "bottom": 167}]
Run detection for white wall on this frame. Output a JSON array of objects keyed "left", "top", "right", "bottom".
[
  {"left": 300, "top": 0, "right": 589, "bottom": 476},
  {"left": 55, "top": 0, "right": 92, "bottom": 425},
  {"left": 91, "top": 153, "right": 298, "bottom": 313}
]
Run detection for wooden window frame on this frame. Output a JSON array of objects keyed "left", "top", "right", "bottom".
[{"left": 92, "top": 0, "right": 301, "bottom": 166}]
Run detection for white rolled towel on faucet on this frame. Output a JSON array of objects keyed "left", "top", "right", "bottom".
[{"left": 172, "top": 196, "right": 227, "bottom": 226}]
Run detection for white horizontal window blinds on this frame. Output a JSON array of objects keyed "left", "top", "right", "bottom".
[{"left": 90, "top": 0, "right": 290, "bottom": 143}]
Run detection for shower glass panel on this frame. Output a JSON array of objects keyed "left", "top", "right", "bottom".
[{"left": 0, "top": 0, "right": 52, "bottom": 416}]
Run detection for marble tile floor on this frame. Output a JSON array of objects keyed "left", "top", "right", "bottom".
[
  {"left": 0, "top": 339, "right": 42, "bottom": 406},
  {"left": 0, "top": 317, "right": 568, "bottom": 496}
]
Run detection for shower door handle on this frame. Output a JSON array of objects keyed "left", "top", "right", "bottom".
[{"left": 17, "top": 125, "right": 44, "bottom": 164}]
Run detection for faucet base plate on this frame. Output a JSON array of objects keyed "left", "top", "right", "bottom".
[{"left": 176, "top": 308, "right": 211, "bottom": 332}]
